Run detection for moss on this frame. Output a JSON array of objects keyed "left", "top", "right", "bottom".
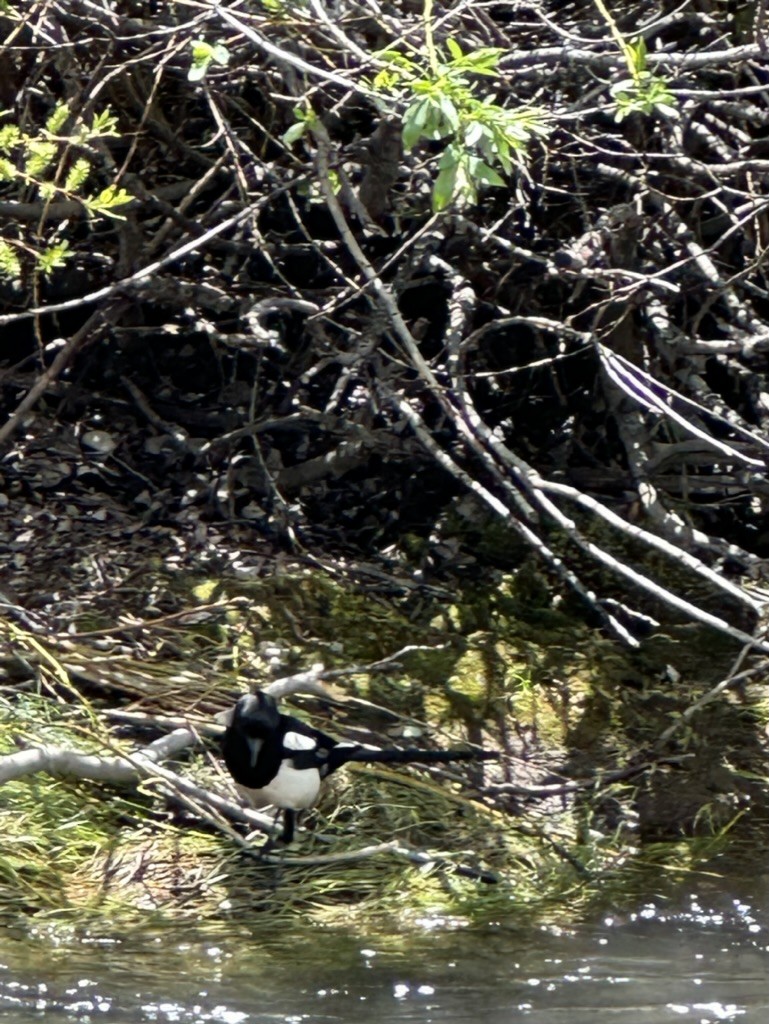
[{"left": 1, "top": 564, "right": 767, "bottom": 935}]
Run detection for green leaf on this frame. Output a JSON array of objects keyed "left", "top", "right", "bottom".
[
  {"left": 628, "top": 36, "right": 647, "bottom": 78},
  {"left": 86, "top": 184, "right": 133, "bottom": 218},
  {"left": 188, "top": 58, "right": 211, "bottom": 82},
  {"left": 374, "top": 49, "right": 417, "bottom": 73},
  {"left": 191, "top": 40, "right": 215, "bottom": 63},
  {"left": 211, "top": 43, "right": 231, "bottom": 66},
  {"left": 0, "top": 124, "right": 21, "bottom": 153},
  {"left": 464, "top": 121, "right": 486, "bottom": 147},
  {"left": 446, "top": 38, "right": 463, "bottom": 61},
  {"left": 433, "top": 157, "right": 458, "bottom": 211},
  {"left": 327, "top": 169, "right": 341, "bottom": 194},
  {"left": 421, "top": 97, "right": 452, "bottom": 140},
  {"left": 402, "top": 116, "right": 420, "bottom": 151},
  {"left": 64, "top": 157, "right": 91, "bottom": 193},
  {"left": 282, "top": 121, "right": 307, "bottom": 146},
  {"left": 438, "top": 95, "right": 460, "bottom": 132},
  {"left": 45, "top": 103, "right": 70, "bottom": 135},
  {"left": 403, "top": 98, "right": 434, "bottom": 149},
  {"left": 450, "top": 47, "right": 503, "bottom": 75},
  {"left": 410, "top": 96, "right": 432, "bottom": 129},
  {"left": 654, "top": 99, "right": 678, "bottom": 118},
  {"left": 493, "top": 140, "right": 513, "bottom": 175},
  {"left": 86, "top": 108, "right": 119, "bottom": 137},
  {"left": 472, "top": 160, "right": 505, "bottom": 187},
  {"left": 24, "top": 140, "right": 56, "bottom": 178},
  {"left": 188, "top": 39, "right": 229, "bottom": 82},
  {"left": 36, "top": 241, "right": 72, "bottom": 276},
  {"left": 0, "top": 239, "right": 21, "bottom": 280},
  {"left": 372, "top": 68, "right": 401, "bottom": 91}
]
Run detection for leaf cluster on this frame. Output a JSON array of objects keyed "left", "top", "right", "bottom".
[
  {"left": 371, "top": 38, "right": 548, "bottom": 211},
  {"left": 591, "top": 0, "right": 677, "bottom": 122},
  {"left": 0, "top": 102, "right": 132, "bottom": 281},
  {"left": 610, "top": 36, "right": 677, "bottom": 121},
  {"left": 188, "top": 38, "right": 231, "bottom": 82}
]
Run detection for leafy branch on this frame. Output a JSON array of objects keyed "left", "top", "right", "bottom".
[
  {"left": 593, "top": 0, "right": 676, "bottom": 120},
  {"left": 371, "top": 34, "right": 548, "bottom": 211},
  {"left": 0, "top": 102, "right": 132, "bottom": 280}
]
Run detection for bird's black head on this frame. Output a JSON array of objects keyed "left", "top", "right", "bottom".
[
  {"left": 222, "top": 690, "right": 282, "bottom": 787},
  {"left": 230, "top": 690, "right": 281, "bottom": 740}
]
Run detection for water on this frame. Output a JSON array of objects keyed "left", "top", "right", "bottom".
[{"left": 0, "top": 880, "right": 767, "bottom": 1023}]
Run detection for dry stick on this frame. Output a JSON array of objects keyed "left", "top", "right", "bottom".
[
  {"left": 488, "top": 754, "right": 694, "bottom": 798},
  {"left": 646, "top": 298, "right": 769, "bottom": 437},
  {"left": 451, "top": 364, "right": 769, "bottom": 647},
  {"left": 60, "top": 597, "right": 249, "bottom": 639},
  {"left": 535, "top": 478, "right": 760, "bottom": 614},
  {"left": 261, "top": 840, "right": 499, "bottom": 884},
  {"left": 600, "top": 347, "right": 766, "bottom": 469},
  {"left": 261, "top": 841, "right": 403, "bottom": 868},
  {"left": 379, "top": 382, "right": 638, "bottom": 646},
  {"left": 430, "top": 249, "right": 760, "bottom": 613},
  {"left": 658, "top": 645, "right": 762, "bottom": 746},
  {"left": 0, "top": 741, "right": 261, "bottom": 827},
  {"left": 497, "top": 41, "right": 766, "bottom": 72},
  {"left": 215, "top": 5, "right": 371, "bottom": 93},
  {"left": 309, "top": 130, "right": 628, "bottom": 639},
  {"left": 470, "top": 408, "right": 769, "bottom": 651},
  {"left": 311, "top": 127, "right": 768, "bottom": 647},
  {"left": 0, "top": 200, "right": 262, "bottom": 327},
  {"left": 588, "top": 175, "right": 769, "bottom": 553},
  {"left": 649, "top": 193, "right": 764, "bottom": 337},
  {"left": 598, "top": 343, "right": 764, "bottom": 558},
  {"left": 0, "top": 180, "right": 196, "bottom": 222},
  {"left": 435, "top": 244, "right": 766, "bottom": 641},
  {"left": 215, "top": 1, "right": 763, "bottom": 77},
  {"left": 104, "top": 644, "right": 447, "bottom": 737},
  {"left": 305, "top": 0, "right": 372, "bottom": 62}
]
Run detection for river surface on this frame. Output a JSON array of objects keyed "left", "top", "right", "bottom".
[{"left": 1, "top": 876, "right": 767, "bottom": 1023}]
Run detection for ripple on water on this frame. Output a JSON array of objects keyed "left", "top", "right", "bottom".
[{"left": 0, "top": 880, "right": 766, "bottom": 1023}]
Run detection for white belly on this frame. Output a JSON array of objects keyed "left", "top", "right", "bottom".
[{"left": 237, "top": 761, "right": 321, "bottom": 811}]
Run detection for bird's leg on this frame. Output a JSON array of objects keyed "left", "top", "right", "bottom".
[
  {"left": 280, "top": 809, "right": 296, "bottom": 845},
  {"left": 258, "top": 808, "right": 297, "bottom": 855},
  {"left": 255, "top": 807, "right": 285, "bottom": 855}
]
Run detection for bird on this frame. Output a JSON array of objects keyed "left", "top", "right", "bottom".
[{"left": 221, "top": 689, "right": 498, "bottom": 846}]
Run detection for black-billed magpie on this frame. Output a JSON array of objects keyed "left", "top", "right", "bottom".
[{"left": 222, "top": 690, "right": 498, "bottom": 845}]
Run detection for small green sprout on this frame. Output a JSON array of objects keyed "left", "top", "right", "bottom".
[
  {"left": 610, "top": 37, "right": 677, "bottom": 121},
  {"left": 188, "top": 39, "right": 231, "bottom": 82},
  {"left": 282, "top": 105, "right": 319, "bottom": 147},
  {"left": 86, "top": 184, "right": 133, "bottom": 219},
  {"left": 36, "top": 241, "right": 72, "bottom": 275},
  {"left": 592, "top": 1, "right": 677, "bottom": 121},
  {"left": 0, "top": 240, "right": 21, "bottom": 280}
]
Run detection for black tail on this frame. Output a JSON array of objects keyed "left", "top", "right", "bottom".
[{"left": 330, "top": 747, "right": 498, "bottom": 771}]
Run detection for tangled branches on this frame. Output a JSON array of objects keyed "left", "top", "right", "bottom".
[{"left": 2, "top": 1, "right": 769, "bottom": 647}]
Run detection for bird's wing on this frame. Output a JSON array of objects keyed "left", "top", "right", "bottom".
[{"left": 277, "top": 713, "right": 368, "bottom": 776}]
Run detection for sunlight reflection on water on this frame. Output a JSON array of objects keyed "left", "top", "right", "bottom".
[{"left": 0, "top": 880, "right": 767, "bottom": 1023}]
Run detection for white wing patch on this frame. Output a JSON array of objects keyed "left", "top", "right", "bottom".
[{"left": 283, "top": 730, "right": 318, "bottom": 752}]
